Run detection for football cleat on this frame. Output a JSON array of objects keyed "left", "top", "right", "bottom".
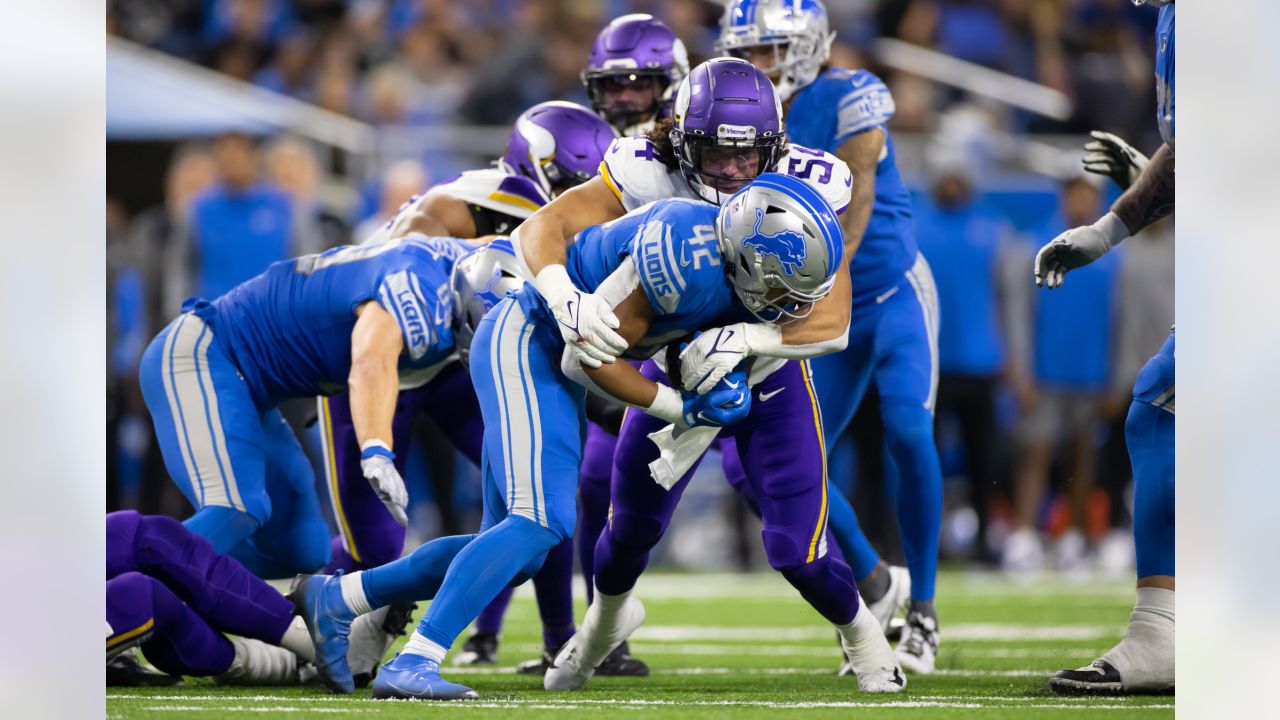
[
  {"left": 349, "top": 602, "right": 417, "bottom": 688},
  {"left": 595, "top": 641, "right": 650, "bottom": 677},
  {"left": 452, "top": 631, "right": 499, "bottom": 666},
  {"left": 865, "top": 565, "right": 912, "bottom": 632},
  {"left": 895, "top": 610, "right": 939, "bottom": 674},
  {"left": 215, "top": 637, "right": 304, "bottom": 686},
  {"left": 106, "top": 648, "right": 183, "bottom": 687},
  {"left": 837, "top": 606, "right": 907, "bottom": 693},
  {"left": 289, "top": 573, "right": 356, "bottom": 694},
  {"left": 371, "top": 653, "right": 479, "bottom": 701},
  {"left": 515, "top": 648, "right": 555, "bottom": 676},
  {"left": 1049, "top": 659, "right": 1126, "bottom": 695},
  {"left": 544, "top": 595, "right": 646, "bottom": 691}
]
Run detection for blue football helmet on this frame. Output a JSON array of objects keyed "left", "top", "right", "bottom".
[{"left": 717, "top": 172, "right": 844, "bottom": 322}]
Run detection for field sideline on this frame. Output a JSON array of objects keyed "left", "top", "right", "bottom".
[{"left": 107, "top": 570, "right": 1174, "bottom": 719}]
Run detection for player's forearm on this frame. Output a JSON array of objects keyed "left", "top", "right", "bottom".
[
  {"left": 840, "top": 175, "right": 876, "bottom": 264},
  {"left": 1112, "top": 143, "right": 1174, "bottom": 235},
  {"left": 583, "top": 359, "right": 660, "bottom": 408},
  {"left": 775, "top": 265, "right": 853, "bottom": 354},
  {"left": 347, "top": 357, "right": 399, "bottom": 449},
  {"left": 516, "top": 208, "right": 574, "bottom": 278}
]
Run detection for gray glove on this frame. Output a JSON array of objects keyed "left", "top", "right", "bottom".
[
  {"left": 360, "top": 443, "right": 409, "bottom": 527},
  {"left": 1083, "top": 131, "right": 1149, "bottom": 190}
]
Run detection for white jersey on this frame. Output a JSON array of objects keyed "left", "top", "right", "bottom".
[
  {"left": 363, "top": 167, "right": 550, "bottom": 246},
  {"left": 599, "top": 135, "right": 852, "bottom": 214}
]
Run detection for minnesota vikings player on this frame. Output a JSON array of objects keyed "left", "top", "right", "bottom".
[
  {"left": 107, "top": 510, "right": 315, "bottom": 685},
  {"left": 709, "top": 0, "right": 939, "bottom": 673},
  {"left": 1047, "top": 0, "right": 1175, "bottom": 696},
  {"left": 583, "top": 13, "right": 689, "bottom": 136},
  {"left": 317, "top": 102, "right": 613, "bottom": 672},
  {"left": 138, "top": 233, "right": 481, "bottom": 588},
  {"left": 289, "top": 177, "right": 902, "bottom": 699}
]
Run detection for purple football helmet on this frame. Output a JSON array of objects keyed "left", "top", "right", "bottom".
[
  {"left": 502, "top": 101, "right": 617, "bottom": 198},
  {"left": 670, "top": 57, "right": 787, "bottom": 204},
  {"left": 582, "top": 14, "right": 690, "bottom": 135}
]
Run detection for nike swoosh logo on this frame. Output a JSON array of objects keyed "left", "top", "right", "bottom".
[
  {"left": 875, "top": 286, "right": 899, "bottom": 304},
  {"left": 759, "top": 387, "right": 784, "bottom": 402},
  {"left": 723, "top": 380, "right": 740, "bottom": 389}
]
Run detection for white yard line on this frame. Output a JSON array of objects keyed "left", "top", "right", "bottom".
[{"left": 631, "top": 624, "right": 1124, "bottom": 642}]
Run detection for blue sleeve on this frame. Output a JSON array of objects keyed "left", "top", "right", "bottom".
[
  {"left": 629, "top": 203, "right": 722, "bottom": 317},
  {"left": 834, "top": 71, "right": 896, "bottom": 146},
  {"left": 376, "top": 269, "right": 451, "bottom": 363}
]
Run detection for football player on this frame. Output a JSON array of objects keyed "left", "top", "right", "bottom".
[
  {"left": 704, "top": 0, "right": 938, "bottom": 673},
  {"left": 107, "top": 510, "right": 313, "bottom": 685},
  {"left": 582, "top": 13, "right": 688, "bottom": 136},
  {"left": 317, "top": 101, "right": 614, "bottom": 672},
  {"left": 1045, "top": 0, "right": 1175, "bottom": 696}
]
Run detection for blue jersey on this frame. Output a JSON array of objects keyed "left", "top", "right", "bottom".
[
  {"left": 785, "top": 69, "right": 917, "bottom": 302},
  {"left": 190, "top": 184, "right": 294, "bottom": 300},
  {"left": 1155, "top": 4, "right": 1175, "bottom": 147},
  {"left": 200, "top": 236, "right": 470, "bottom": 407},
  {"left": 520, "top": 199, "right": 743, "bottom": 361}
]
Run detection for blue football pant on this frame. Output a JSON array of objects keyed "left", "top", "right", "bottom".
[
  {"left": 139, "top": 313, "right": 330, "bottom": 579},
  {"left": 1129, "top": 333, "right": 1175, "bottom": 579},
  {"left": 811, "top": 253, "right": 943, "bottom": 601}
]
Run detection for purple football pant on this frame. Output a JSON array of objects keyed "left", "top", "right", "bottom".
[
  {"left": 319, "top": 361, "right": 484, "bottom": 573},
  {"left": 595, "top": 360, "right": 860, "bottom": 626},
  {"left": 106, "top": 510, "right": 297, "bottom": 674},
  {"left": 107, "top": 572, "right": 235, "bottom": 676}
]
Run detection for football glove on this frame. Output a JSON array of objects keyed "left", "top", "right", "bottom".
[
  {"left": 681, "top": 367, "right": 751, "bottom": 429},
  {"left": 360, "top": 442, "right": 408, "bottom": 527},
  {"left": 1034, "top": 212, "right": 1130, "bottom": 289},
  {"left": 535, "top": 264, "right": 627, "bottom": 368},
  {"left": 1083, "top": 131, "right": 1149, "bottom": 191},
  {"left": 679, "top": 324, "right": 781, "bottom": 395}
]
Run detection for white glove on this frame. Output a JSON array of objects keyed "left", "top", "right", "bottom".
[
  {"left": 678, "top": 323, "right": 782, "bottom": 394},
  {"left": 1083, "top": 131, "right": 1150, "bottom": 191},
  {"left": 535, "top": 264, "right": 627, "bottom": 368},
  {"left": 1034, "top": 212, "right": 1130, "bottom": 289},
  {"left": 360, "top": 441, "right": 408, "bottom": 527}
]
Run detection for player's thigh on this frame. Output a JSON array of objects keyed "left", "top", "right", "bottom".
[
  {"left": 470, "top": 298, "right": 584, "bottom": 541},
  {"left": 139, "top": 314, "right": 270, "bottom": 521},
  {"left": 251, "top": 409, "right": 331, "bottom": 572},
  {"left": 871, "top": 262, "right": 939, "bottom": 414},
  {"left": 732, "top": 361, "right": 831, "bottom": 570}
]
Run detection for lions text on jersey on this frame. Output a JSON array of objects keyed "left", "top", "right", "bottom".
[{"left": 786, "top": 68, "right": 916, "bottom": 302}]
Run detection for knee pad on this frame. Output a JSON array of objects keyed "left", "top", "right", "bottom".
[
  {"left": 762, "top": 525, "right": 811, "bottom": 572},
  {"left": 183, "top": 505, "right": 261, "bottom": 555},
  {"left": 881, "top": 402, "right": 935, "bottom": 452}
]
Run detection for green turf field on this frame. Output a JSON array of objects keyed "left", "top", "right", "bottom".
[{"left": 106, "top": 570, "right": 1174, "bottom": 719}]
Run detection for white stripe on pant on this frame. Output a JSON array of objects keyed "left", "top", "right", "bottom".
[
  {"left": 159, "top": 314, "right": 243, "bottom": 511},
  {"left": 904, "top": 253, "right": 941, "bottom": 413},
  {"left": 490, "top": 301, "right": 548, "bottom": 527}
]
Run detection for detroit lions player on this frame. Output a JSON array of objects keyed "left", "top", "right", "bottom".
[
  {"left": 702, "top": 0, "right": 940, "bottom": 673},
  {"left": 1046, "top": 0, "right": 1175, "bottom": 696},
  {"left": 318, "top": 102, "right": 613, "bottom": 672},
  {"left": 289, "top": 177, "right": 902, "bottom": 699},
  {"left": 138, "top": 234, "right": 479, "bottom": 585}
]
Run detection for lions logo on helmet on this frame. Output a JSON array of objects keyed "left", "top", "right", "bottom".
[
  {"left": 718, "top": 172, "right": 843, "bottom": 322},
  {"left": 450, "top": 239, "right": 527, "bottom": 366}
]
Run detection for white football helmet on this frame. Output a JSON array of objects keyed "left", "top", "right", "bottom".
[
  {"left": 716, "top": 0, "right": 836, "bottom": 103},
  {"left": 450, "top": 238, "right": 526, "bottom": 366}
]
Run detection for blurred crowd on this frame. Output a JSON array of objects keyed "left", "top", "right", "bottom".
[{"left": 106, "top": 0, "right": 1174, "bottom": 576}]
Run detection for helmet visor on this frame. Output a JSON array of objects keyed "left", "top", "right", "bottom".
[{"left": 687, "top": 135, "right": 783, "bottom": 196}]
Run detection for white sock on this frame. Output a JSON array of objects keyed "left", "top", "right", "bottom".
[
  {"left": 402, "top": 631, "right": 448, "bottom": 664},
  {"left": 836, "top": 606, "right": 884, "bottom": 660},
  {"left": 279, "top": 615, "right": 316, "bottom": 664},
  {"left": 340, "top": 571, "right": 374, "bottom": 615},
  {"left": 1102, "top": 587, "right": 1175, "bottom": 691}
]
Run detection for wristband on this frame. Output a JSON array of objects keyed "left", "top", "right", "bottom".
[
  {"left": 645, "top": 384, "right": 684, "bottom": 425},
  {"left": 360, "top": 439, "right": 395, "bottom": 461},
  {"left": 533, "top": 264, "right": 575, "bottom": 305},
  {"left": 741, "top": 322, "right": 783, "bottom": 358}
]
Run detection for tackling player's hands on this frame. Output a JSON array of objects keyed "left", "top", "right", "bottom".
[
  {"left": 360, "top": 442, "right": 409, "bottom": 527},
  {"left": 536, "top": 265, "right": 627, "bottom": 368},
  {"left": 1034, "top": 213, "right": 1128, "bottom": 289},
  {"left": 1082, "top": 131, "right": 1149, "bottom": 190},
  {"left": 681, "top": 367, "right": 751, "bottom": 429},
  {"left": 679, "top": 325, "right": 752, "bottom": 394}
]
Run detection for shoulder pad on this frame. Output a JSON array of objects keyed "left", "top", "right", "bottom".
[
  {"left": 601, "top": 136, "right": 677, "bottom": 213},
  {"left": 426, "top": 169, "right": 549, "bottom": 219},
  {"left": 781, "top": 145, "right": 853, "bottom": 215},
  {"left": 834, "top": 70, "right": 895, "bottom": 143}
]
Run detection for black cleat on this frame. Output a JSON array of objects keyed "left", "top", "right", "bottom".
[
  {"left": 515, "top": 648, "right": 555, "bottom": 676},
  {"left": 1050, "top": 660, "right": 1125, "bottom": 695},
  {"left": 452, "top": 631, "right": 499, "bottom": 666},
  {"left": 594, "top": 641, "right": 650, "bottom": 677},
  {"left": 107, "top": 650, "right": 184, "bottom": 687}
]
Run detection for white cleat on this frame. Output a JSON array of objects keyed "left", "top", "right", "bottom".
[
  {"left": 864, "top": 565, "right": 911, "bottom": 633},
  {"left": 544, "top": 593, "right": 645, "bottom": 692},
  {"left": 895, "top": 611, "right": 939, "bottom": 675},
  {"left": 216, "top": 637, "right": 303, "bottom": 686},
  {"left": 836, "top": 606, "right": 906, "bottom": 693}
]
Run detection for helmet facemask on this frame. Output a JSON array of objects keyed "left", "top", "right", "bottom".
[
  {"left": 584, "top": 69, "right": 669, "bottom": 134},
  {"left": 672, "top": 128, "right": 785, "bottom": 205}
]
